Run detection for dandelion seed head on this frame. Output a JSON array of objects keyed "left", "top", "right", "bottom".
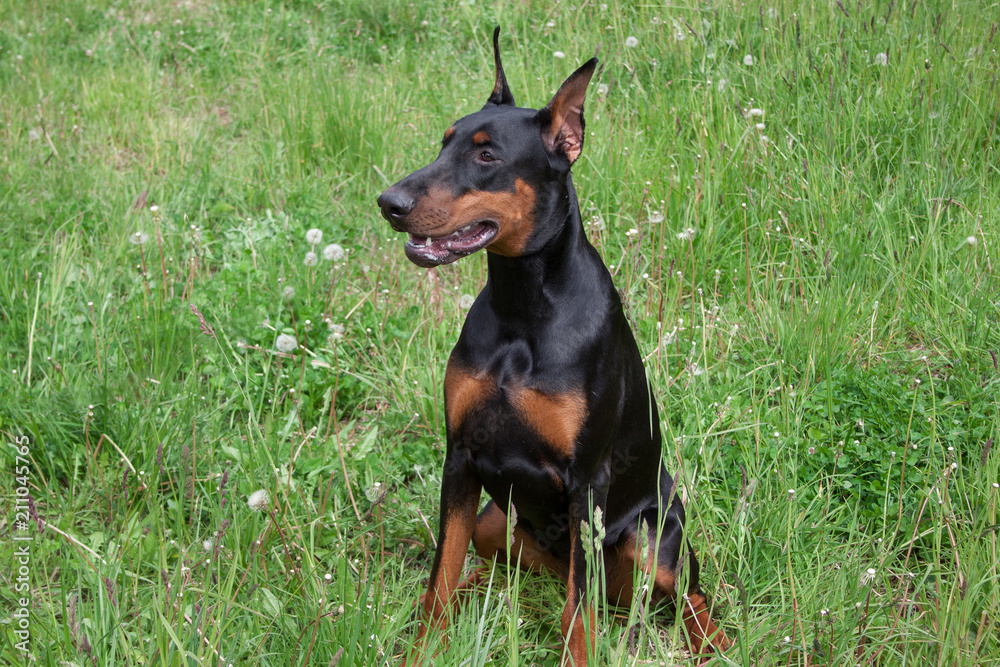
[
  {"left": 743, "top": 54, "right": 754, "bottom": 66},
  {"left": 304, "top": 251, "right": 319, "bottom": 267},
  {"left": 305, "top": 228, "right": 323, "bottom": 245},
  {"left": 247, "top": 489, "right": 269, "bottom": 510},
  {"left": 275, "top": 333, "right": 297, "bottom": 353},
  {"left": 323, "top": 243, "right": 346, "bottom": 261},
  {"left": 874, "top": 52, "right": 888, "bottom": 66},
  {"left": 459, "top": 293, "right": 475, "bottom": 310},
  {"left": 625, "top": 36, "right": 639, "bottom": 48},
  {"left": 966, "top": 236, "right": 978, "bottom": 246},
  {"left": 553, "top": 50, "right": 565, "bottom": 59},
  {"left": 129, "top": 231, "right": 150, "bottom": 246}
]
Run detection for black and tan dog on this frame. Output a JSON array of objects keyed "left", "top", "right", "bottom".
[{"left": 378, "top": 27, "right": 731, "bottom": 666}]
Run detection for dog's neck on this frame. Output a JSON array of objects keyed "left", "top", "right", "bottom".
[{"left": 483, "top": 177, "right": 607, "bottom": 323}]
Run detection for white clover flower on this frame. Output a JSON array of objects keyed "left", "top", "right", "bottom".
[
  {"left": 275, "top": 333, "right": 297, "bottom": 353},
  {"left": 323, "top": 243, "right": 346, "bottom": 261},
  {"left": 247, "top": 489, "right": 269, "bottom": 511},
  {"left": 625, "top": 36, "right": 639, "bottom": 48},
  {"left": 743, "top": 54, "right": 754, "bottom": 66},
  {"left": 459, "top": 294, "right": 475, "bottom": 310},
  {"left": 304, "top": 251, "right": 319, "bottom": 267},
  {"left": 129, "top": 231, "right": 150, "bottom": 246},
  {"left": 874, "top": 52, "right": 888, "bottom": 66},
  {"left": 305, "top": 228, "right": 323, "bottom": 244},
  {"left": 553, "top": 51, "right": 565, "bottom": 59}
]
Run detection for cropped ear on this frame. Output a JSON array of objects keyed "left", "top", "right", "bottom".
[
  {"left": 485, "top": 26, "right": 516, "bottom": 107},
  {"left": 537, "top": 58, "right": 598, "bottom": 165}
]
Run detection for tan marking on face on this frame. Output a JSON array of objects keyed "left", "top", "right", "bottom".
[
  {"left": 443, "top": 126, "right": 456, "bottom": 142},
  {"left": 511, "top": 385, "right": 587, "bottom": 457},
  {"left": 404, "top": 178, "right": 537, "bottom": 255},
  {"left": 444, "top": 361, "right": 495, "bottom": 431},
  {"left": 473, "top": 131, "right": 491, "bottom": 145}
]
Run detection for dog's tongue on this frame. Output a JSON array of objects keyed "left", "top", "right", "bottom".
[{"left": 404, "top": 222, "right": 497, "bottom": 267}]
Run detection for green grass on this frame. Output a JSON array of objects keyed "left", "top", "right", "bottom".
[{"left": 1, "top": 0, "right": 998, "bottom": 664}]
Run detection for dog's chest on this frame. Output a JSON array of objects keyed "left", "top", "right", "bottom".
[
  {"left": 444, "top": 359, "right": 583, "bottom": 502},
  {"left": 445, "top": 359, "right": 586, "bottom": 455}
]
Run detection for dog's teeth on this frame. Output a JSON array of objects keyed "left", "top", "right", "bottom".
[{"left": 424, "top": 237, "right": 433, "bottom": 247}]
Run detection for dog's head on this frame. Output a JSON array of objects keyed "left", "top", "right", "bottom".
[{"left": 377, "top": 27, "right": 598, "bottom": 268}]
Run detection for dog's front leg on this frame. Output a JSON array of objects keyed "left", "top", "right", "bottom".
[
  {"left": 403, "top": 456, "right": 481, "bottom": 666},
  {"left": 559, "top": 491, "right": 603, "bottom": 667}
]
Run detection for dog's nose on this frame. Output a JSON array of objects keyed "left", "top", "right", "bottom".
[{"left": 377, "top": 189, "right": 415, "bottom": 229}]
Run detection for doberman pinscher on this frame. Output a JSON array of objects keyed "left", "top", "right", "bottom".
[{"left": 377, "top": 27, "right": 731, "bottom": 666}]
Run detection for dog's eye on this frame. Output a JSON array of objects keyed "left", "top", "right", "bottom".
[{"left": 477, "top": 150, "right": 497, "bottom": 163}]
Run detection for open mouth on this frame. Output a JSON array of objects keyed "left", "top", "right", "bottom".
[{"left": 404, "top": 221, "right": 498, "bottom": 267}]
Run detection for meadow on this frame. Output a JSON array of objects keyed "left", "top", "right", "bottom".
[{"left": 1, "top": 0, "right": 998, "bottom": 664}]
